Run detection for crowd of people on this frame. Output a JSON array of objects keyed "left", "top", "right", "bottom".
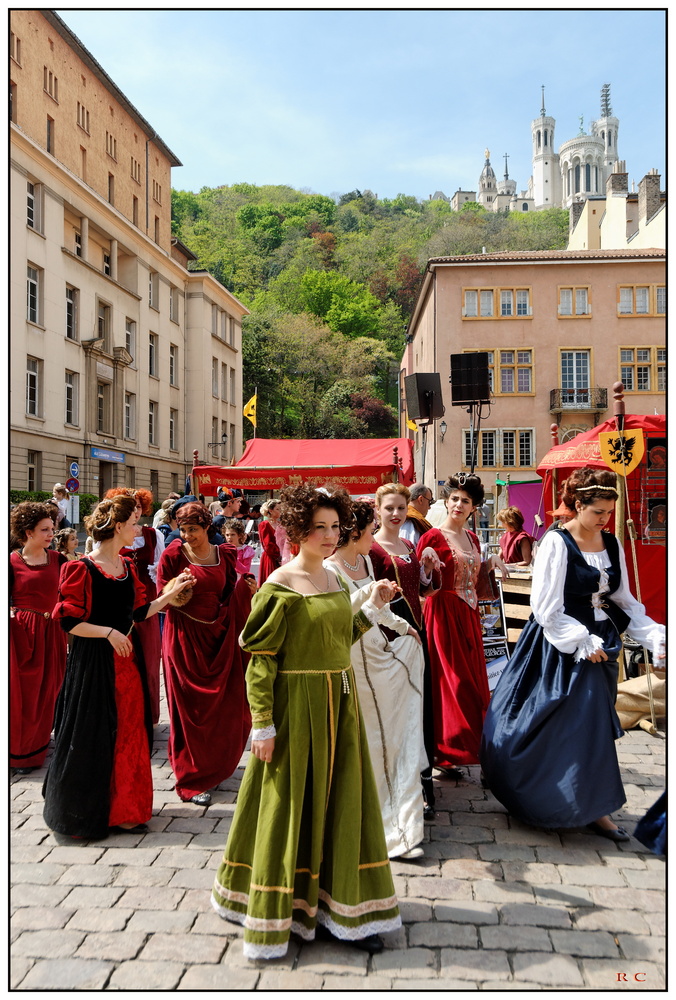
[{"left": 9, "top": 466, "right": 665, "bottom": 958}]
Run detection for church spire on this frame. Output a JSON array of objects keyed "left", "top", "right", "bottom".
[
  {"left": 601, "top": 83, "right": 612, "bottom": 117},
  {"left": 503, "top": 153, "right": 509, "bottom": 181},
  {"left": 540, "top": 84, "right": 546, "bottom": 116}
]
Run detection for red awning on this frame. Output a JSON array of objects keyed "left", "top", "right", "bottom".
[
  {"left": 536, "top": 414, "right": 666, "bottom": 473},
  {"left": 192, "top": 438, "right": 414, "bottom": 494}
]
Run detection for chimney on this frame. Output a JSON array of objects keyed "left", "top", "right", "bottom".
[
  {"left": 638, "top": 169, "right": 661, "bottom": 224},
  {"left": 606, "top": 161, "right": 628, "bottom": 195}
]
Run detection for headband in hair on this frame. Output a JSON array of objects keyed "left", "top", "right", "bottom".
[{"left": 575, "top": 485, "right": 617, "bottom": 493}]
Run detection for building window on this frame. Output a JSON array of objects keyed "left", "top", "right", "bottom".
[
  {"left": 221, "top": 363, "right": 227, "bottom": 401},
  {"left": 169, "top": 344, "right": 178, "bottom": 386},
  {"left": 103, "top": 252, "right": 111, "bottom": 276},
  {"left": 74, "top": 231, "right": 82, "bottom": 257},
  {"left": 107, "top": 173, "right": 115, "bottom": 205},
  {"left": 169, "top": 409, "right": 178, "bottom": 451},
  {"left": 127, "top": 465, "right": 136, "bottom": 487},
  {"left": 464, "top": 428, "right": 534, "bottom": 469},
  {"left": 149, "top": 271, "right": 159, "bottom": 309},
  {"left": 149, "top": 333, "right": 158, "bottom": 377},
  {"left": 463, "top": 287, "right": 531, "bottom": 319},
  {"left": 169, "top": 286, "right": 179, "bottom": 323},
  {"left": 171, "top": 473, "right": 179, "bottom": 494},
  {"left": 230, "top": 367, "right": 236, "bottom": 402},
  {"left": 620, "top": 347, "right": 666, "bottom": 393},
  {"left": 464, "top": 348, "right": 532, "bottom": 395},
  {"left": 148, "top": 401, "right": 158, "bottom": 445},
  {"left": 211, "top": 304, "right": 218, "bottom": 335},
  {"left": 76, "top": 101, "right": 90, "bottom": 133},
  {"left": 27, "top": 265, "right": 40, "bottom": 324},
  {"left": 10, "top": 31, "right": 22, "bottom": 65},
  {"left": 65, "top": 371, "right": 79, "bottom": 425},
  {"left": 27, "top": 450, "right": 39, "bottom": 491},
  {"left": 26, "top": 181, "right": 41, "bottom": 230},
  {"left": 105, "top": 131, "right": 117, "bottom": 160},
  {"left": 221, "top": 421, "right": 229, "bottom": 461},
  {"left": 130, "top": 156, "right": 141, "bottom": 184},
  {"left": 26, "top": 357, "right": 40, "bottom": 416},
  {"left": 10, "top": 81, "right": 17, "bottom": 123},
  {"left": 154, "top": 215, "right": 160, "bottom": 243},
  {"left": 519, "top": 430, "right": 533, "bottom": 466},
  {"left": 46, "top": 116, "right": 54, "bottom": 154},
  {"left": 80, "top": 146, "right": 87, "bottom": 181},
  {"left": 97, "top": 382, "right": 111, "bottom": 432},
  {"left": 66, "top": 286, "right": 79, "bottom": 340},
  {"left": 559, "top": 286, "right": 591, "bottom": 316},
  {"left": 229, "top": 317, "right": 236, "bottom": 346},
  {"left": 618, "top": 285, "right": 665, "bottom": 317},
  {"left": 124, "top": 392, "right": 136, "bottom": 439},
  {"left": 152, "top": 180, "right": 162, "bottom": 204},
  {"left": 132, "top": 196, "right": 139, "bottom": 227},
  {"left": 44, "top": 66, "right": 58, "bottom": 102},
  {"left": 97, "top": 302, "right": 111, "bottom": 350},
  {"left": 212, "top": 357, "right": 219, "bottom": 397},
  {"left": 560, "top": 350, "right": 590, "bottom": 405},
  {"left": 125, "top": 318, "right": 136, "bottom": 365},
  {"left": 150, "top": 470, "right": 159, "bottom": 497},
  {"left": 481, "top": 430, "right": 496, "bottom": 467}
]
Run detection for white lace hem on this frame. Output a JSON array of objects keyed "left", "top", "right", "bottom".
[
  {"left": 574, "top": 633, "right": 606, "bottom": 662},
  {"left": 243, "top": 940, "right": 289, "bottom": 960},
  {"left": 251, "top": 724, "right": 276, "bottom": 740},
  {"left": 317, "top": 910, "right": 402, "bottom": 939}
]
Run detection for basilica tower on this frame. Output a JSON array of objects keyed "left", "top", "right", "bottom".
[{"left": 531, "top": 86, "right": 561, "bottom": 209}]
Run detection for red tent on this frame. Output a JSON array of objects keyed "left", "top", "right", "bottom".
[
  {"left": 536, "top": 414, "right": 666, "bottom": 624},
  {"left": 192, "top": 438, "right": 414, "bottom": 495}
]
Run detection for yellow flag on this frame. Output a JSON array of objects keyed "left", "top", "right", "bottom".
[
  {"left": 243, "top": 394, "right": 257, "bottom": 428},
  {"left": 406, "top": 417, "right": 417, "bottom": 431},
  {"left": 598, "top": 429, "right": 645, "bottom": 477}
]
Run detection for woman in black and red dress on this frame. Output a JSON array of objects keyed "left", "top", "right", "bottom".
[
  {"left": 157, "top": 502, "right": 251, "bottom": 806},
  {"left": 257, "top": 500, "right": 282, "bottom": 585},
  {"left": 43, "top": 495, "right": 193, "bottom": 839},
  {"left": 10, "top": 502, "right": 67, "bottom": 774},
  {"left": 105, "top": 488, "right": 164, "bottom": 724}
]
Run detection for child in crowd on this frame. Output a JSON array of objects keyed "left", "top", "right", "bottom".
[{"left": 223, "top": 519, "right": 256, "bottom": 579}]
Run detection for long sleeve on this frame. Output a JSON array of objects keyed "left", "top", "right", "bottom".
[
  {"left": 259, "top": 521, "right": 281, "bottom": 567},
  {"left": 52, "top": 559, "right": 91, "bottom": 631},
  {"left": 156, "top": 539, "right": 184, "bottom": 593},
  {"left": 330, "top": 559, "right": 410, "bottom": 637},
  {"left": 611, "top": 545, "right": 665, "bottom": 660},
  {"left": 240, "top": 587, "right": 293, "bottom": 734},
  {"left": 147, "top": 528, "right": 165, "bottom": 585},
  {"left": 531, "top": 531, "right": 604, "bottom": 661}
]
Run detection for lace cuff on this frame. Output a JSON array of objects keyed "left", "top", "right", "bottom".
[
  {"left": 361, "top": 599, "right": 381, "bottom": 625},
  {"left": 574, "top": 633, "right": 605, "bottom": 662},
  {"left": 419, "top": 566, "right": 432, "bottom": 586},
  {"left": 252, "top": 724, "right": 276, "bottom": 740}
]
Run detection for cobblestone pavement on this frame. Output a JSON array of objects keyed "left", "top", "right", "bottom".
[{"left": 11, "top": 693, "right": 665, "bottom": 991}]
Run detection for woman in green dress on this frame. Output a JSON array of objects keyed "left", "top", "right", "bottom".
[{"left": 212, "top": 485, "right": 403, "bottom": 960}]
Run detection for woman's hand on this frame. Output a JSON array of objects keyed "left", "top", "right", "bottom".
[
  {"left": 420, "top": 547, "right": 441, "bottom": 574},
  {"left": 107, "top": 628, "right": 133, "bottom": 657},
  {"left": 488, "top": 553, "right": 509, "bottom": 578},
  {"left": 252, "top": 737, "right": 275, "bottom": 763},
  {"left": 587, "top": 648, "right": 609, "bottom": 663},
  {"left": 371, "top": 579, "right": 401, "bottom": 609},
  {"left": 243, "top": 574, "right": 257, "bottom": 596},
  {"left": 407, "top": 625, "right": 422, "bottom": 645}
]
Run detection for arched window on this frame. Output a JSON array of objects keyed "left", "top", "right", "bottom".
[
  {"left": 601, "top": 130, "right": 605, "bottom": 142},
  {"left": 544, "top": 129, "right": 548, "bottom": 146},
  {"left": 574, "top": 164, "right": 580, "bottom": 193},
  {"left": 594, "top": 166, "right": 599, "bottom": 191},
  {"left": 608, "top": 131, "right": 612, "bottom": 147},
  {"left": 537, "top": 130, "right": 541, "bottom": 148},
  {"left": 523, "top": 203, "right": 529, "bottom": 211},
  {"left": 585, "top": 163, "right": 591, "bottom": 191},
  {"left": 567, "top": 168, "right": 571, "bottom": 197}
]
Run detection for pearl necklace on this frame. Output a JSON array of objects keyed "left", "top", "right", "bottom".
[{"left": 185, "top": 544, "right": 215, "bottom": 564}]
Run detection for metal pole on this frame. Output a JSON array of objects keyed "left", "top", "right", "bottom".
[{"left": 191, "top": 449, "right": 199, "bottom": 498}]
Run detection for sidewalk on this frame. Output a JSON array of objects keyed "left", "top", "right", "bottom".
[{"left": 11, "top": 699, "right": 665, "bottom": 991}]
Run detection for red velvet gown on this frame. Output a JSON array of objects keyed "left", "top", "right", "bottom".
[
  {"left": 10, "top": 550, "right": 67, "bottom": 768},
  {"left": 43, "top": 558, "right": 153, "bottom": 838},
  {"left": 416, "top": 528, "right": 489, "bottom": 766},
  {"left": 157, "top": 541, "right": 251, "bottom": 801},
  {"left": 258, "top": 520, "right": 281, "bottom": 585},
  {"left": 120, "top": 525, "right": 162, "bottom": 724}
]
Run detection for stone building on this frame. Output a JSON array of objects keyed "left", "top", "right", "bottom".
[{"left": 10, "top": 9, "right": 247, "bottom": 500}]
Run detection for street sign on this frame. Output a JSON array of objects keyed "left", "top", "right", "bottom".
[
  {"left": 69, "top": 461, "right": 79, "bottom": 478},
  {"left": 66, "top": 477, "right": 80, "bottom": 493}
]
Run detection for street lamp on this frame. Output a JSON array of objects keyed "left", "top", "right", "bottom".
[{"left": 440, "top": 420, "right": 447, "bottom": 442}]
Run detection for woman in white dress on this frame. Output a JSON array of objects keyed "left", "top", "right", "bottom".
[{"left": 327, "top": 499, "right": 428, "bottom": 860}]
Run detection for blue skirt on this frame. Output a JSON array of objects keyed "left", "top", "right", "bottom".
[{"left": 480, "top": 617, "right": 625, "bottom": 829}]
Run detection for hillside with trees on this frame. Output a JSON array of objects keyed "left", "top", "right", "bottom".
[{"left": 172, "top": 185, "right": 568, "bottom": 439}]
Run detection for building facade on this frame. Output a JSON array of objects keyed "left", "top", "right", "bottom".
[
  {"left": 400, "top": 249, "right": 665, "bottom": 503},
  {"left": 10, "top": 10, "right": 247, "bottom": 500}
]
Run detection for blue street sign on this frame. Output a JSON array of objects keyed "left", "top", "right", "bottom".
[{"left": 69, "top": 461, "right": 79, "bottom": 478}]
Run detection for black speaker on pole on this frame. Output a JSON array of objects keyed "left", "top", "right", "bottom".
[
  {"left": 404, "top": 373, "right": 445, "bottom": 421},
  {"left": 449, "top": 353, "right": 491, "bottom": 405}
]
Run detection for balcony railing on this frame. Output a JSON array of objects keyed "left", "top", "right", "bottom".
[{"left": 549, "top": 387, "right": 608, "bottom": 413}]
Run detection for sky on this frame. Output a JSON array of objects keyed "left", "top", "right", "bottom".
[{"left": 55, "top": 8, "right": 666, "bottom": 201}]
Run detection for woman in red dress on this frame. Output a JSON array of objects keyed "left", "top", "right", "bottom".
[
  {"left": 157, "top": 502, "right": 251, "bottom": 806},
  {"left": 105, "top": 488, "right": 164, "bottom": 724},
  {"left": 417, "top": 474, "right": 506, "bottom": 774},
  {"left": 43, "top": 495, "right": 193, "bottom": 839},
  {"left": 10, "top": 502, "right": 67, "bottom": 774},
  {"left": 257, "top": 500, "right": 282, "bottom": 585}
]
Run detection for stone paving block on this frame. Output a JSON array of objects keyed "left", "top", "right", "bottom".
[
  {"left": 13, "top": 929, "right": 86, "bottom": 959},
  {"left": 580, "top": 959, "right": 664, "bottom": 990},
  {"left": 10, "top": 956, "right": 34, "bottom": 989},
  {"left": 494, "top": 827, "right": 562, "bottom": 848},
  {"left": 323, "top": 974, "right": 394, "bottom": 990},
  {"left": 191, "top": 911, "right": 238, "bottom": 936},
  {"left": 371, "top": 946, "right": 437, "bottom": 977},
  {"left": 43, "top": 846, "right": 106, "bottom": 865},
  {"left": 534, "top": 846, "right": 600, "bottom": 866},
  {"left": 391, "top": 979, "right": 477, "bottom": 991},
  {"left": 511, "top": 951, "right": 584, "bottom": 987},
  {"left": 259, "top": 970, "right": 325, "bottom": 990},
  {"left": 17, "top": 958, "right": 114, "bottom": 991},
  {"left": 10, "top": 846, "right": 53, "bottom": 864},
  {"left": 57, "top": 864, "right": 116, "bottom": 887},
  {"left": 557, "top": 864, "right": 627, "bottom": 888},
  {"left": 617, "top": 933, "right": 665, "bottom": 961},
  {"left": 645, "top": 909, "right": 666, "bottom": 936},
  {"left": 126, "top": 909, "right": 197, "bottom": 934},
  {"left": 439, "top": 859, "right": 501, "bottom": 881},
  {"left": 430, "top": 825, "right": 493, "bottom": 844},
  {"left": 439, "top": 946, "right": 511, "bottom": 981},
  {"left": 114, "top": 886, "right": 187, "bottom": 911},
  {"left": 11, "top": 908, "right": 74, "bottom": 932},
  {"left": 549, "top": 928, "right": 619, "bottom": 958},
  {"left": 390, "top": 856, "right": 440, "bottom": 877},
  {"left": 99, "top": 847, "right": 161, "bottom": 868},
  {"left": 406, "top": 877, "right": 473, "bottom": 900},
  {"left": 110, "top": 865, "right": 175, "bottom": 887},
  {"left": 295, "top": 939, "right": 368, "bottom": 973},
  {"left": 572, "top": 907, "right": 649, "bottom": 935},
  {"left": 155, "top": 846, "right": 211, "bottom": 869},
  {"left": 451, "top": 811, "right": 508, "bottom": 829},
  {"left": 136, "top": 831, "right": 193, "bottom": 850},
  {"left": 108, "top": 960, "right": 186, "bottom": 991},
  {"left": 75, "top": 930, "right": 147, "bottom": 961},
  {"left": 167, "top": 816, "right": 219, "bottom": 834},
  {"left": 502, "top": 861, "right": 562, "bottom": 885},
  {"left": 12, "top": 884, "right": 72, "bottom": 909},
  {"left": 177, "top": 964, "right": 259, "bottom": 990},
  {"left": 178, "top": 888, "right": 216, "bottom": 913},
  {"left": 478, "top": 844, "right": 536, "bottom": 863},
  {"left": 590, "top": 886, "right": 664, "bottom": 911},
  {"left": 12, "top": 862, "right": 67, "bottom": 886},
  {"left": 500, "top": 903, "right": 572, "bottom": 928},
  {"left": 392, "top": 875, "right": 408, "bottom": 898},
  {"left": 59, "top": 886, "right": 126, "bottom": 910},
  {"left": 138, "top": 931, "right": 226, "bottom": 964},
  {"left": 598, "top": 852, "right": 646, "bottom": 870},
  {"left": 221, "top": 936, "right": 299, "bottom": 970},
  {"left": 481, "top": 925, "right": 552, "bottom": 952},
  {"left": 480, "top": 981, "right": 547, "bottom": 990},
  {"left": 168, "top": 867, "right": 216, "bottom": 890},
  {"left": 66, "top": 908, "right": 133, "bottom": 933},
  {"left": 622, "top": 868, "right": 665, "bottom": 890},
  {"left": 473, "top": 881, "right": 535, "bottom": 905},
  {"left": 382, "top": 925, "right": 407, "bottom": 950},
  {"left": 532, "top": 884, "right": 593, "bottom": 908},
  {"left": 188, "top": 833, "right": 228, "bottom": 850},
  {"left": 17, "top": 814, "right": 49, "bottom": 831},
  {"left": 159, "top": 803, "right": 205, "bottom": 818},
  {"left": 424, "top": 842, "right": 479, "bottom": 861},
  {"left": 10, "top": 828, "right": 46, "bottom": 846},
  {"left": 144, "top": 815, "right": 172, "bottom": 833},
  {"left": 398, "top": 898, "right": 433, "bottom": 923},
  {"left": 409, "top": 921, "right": 477, "bottom": 949},
  {"left": 434, "top": 900, "right": 499, "bottom": 925}
]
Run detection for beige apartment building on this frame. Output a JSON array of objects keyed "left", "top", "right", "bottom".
[
  {"left": 10, "top": 10, "right": 247, "bottom": 501},
  {"left": 400, "top": 248, "right": 665, "bottom": 501}
]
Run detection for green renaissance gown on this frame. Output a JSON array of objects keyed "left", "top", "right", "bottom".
[{"left": 211, "top": 581, "right": 402, "bottom": 960}]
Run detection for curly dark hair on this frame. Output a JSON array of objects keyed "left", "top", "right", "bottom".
[
  {"left": 223, "top": 517, "right": 247, "bottom": 541},
  {"left": 85, "top": 495, "right": 137, "bottom": 542},
  {"left": 279, "top": 483, "right": 353, "bottom": 546},
  {"left": 104, "top": 487, "right": 154, "bottom": 516},
  {"left": 10, "top": 502, "right": 56, "bottom": 542},
  {"left": 441, "top": 473, "right": 485, "bottom": 507},
  {"left": 54, "top": 527, "right": 78, "bottom": 554},
  {"left": 560, "top": 467, "right": 618, "bottom": 511},
  {"left": 337, "top": 499, "right": 374, "bottom": 548}
]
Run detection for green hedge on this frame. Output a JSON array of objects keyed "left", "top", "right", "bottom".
[{"left": 10, "top": 490, "right": 100, "bottom": 521}]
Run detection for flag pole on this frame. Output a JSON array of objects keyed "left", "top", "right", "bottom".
[{"left": 254, "top": 386, "right": 257, "bottom": 439}]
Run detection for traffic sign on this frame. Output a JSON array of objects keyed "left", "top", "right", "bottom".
[
  {"left": 69, "top": 461, "right": 79, "bottom": 478},
  {"left": 66, "top": 478, "right": 80, "bottom": 493}
]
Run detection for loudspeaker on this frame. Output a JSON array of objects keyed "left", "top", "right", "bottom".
[
  {"left": 449, "top": 353, "right": 491, "bottom": 405},
  {"left": 404, "top": 373, "right": 445, "bottom": 421}
]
